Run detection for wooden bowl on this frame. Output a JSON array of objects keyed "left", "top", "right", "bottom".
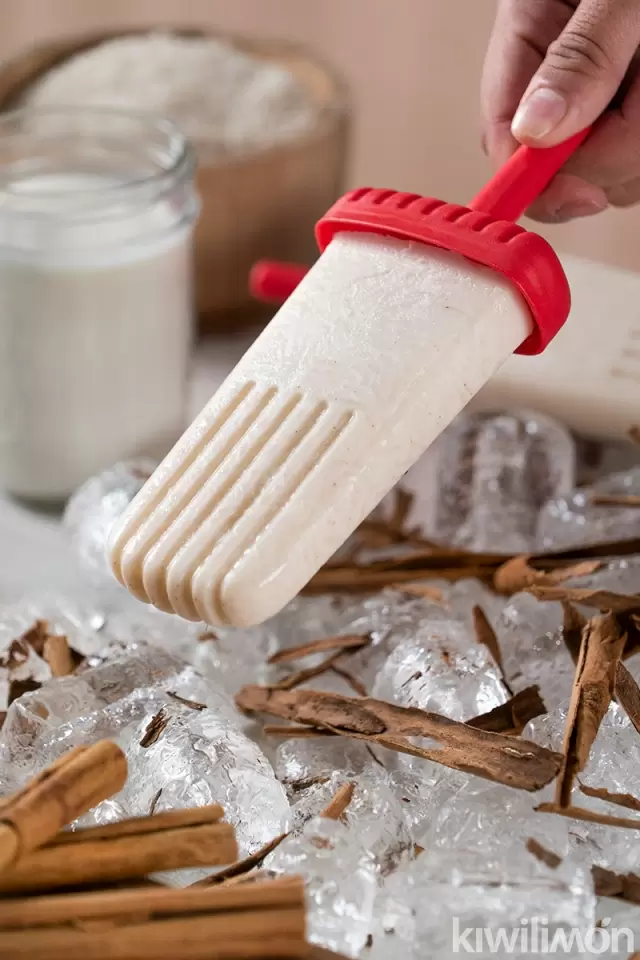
[{"left": 0, "top": 29, "right": 350, "bottom": 333}]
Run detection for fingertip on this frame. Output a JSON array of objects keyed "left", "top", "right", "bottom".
[{"left": 511, "top": 87, "right": 569, "bottom": 143}]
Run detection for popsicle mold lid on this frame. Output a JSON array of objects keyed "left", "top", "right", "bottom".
[{"left": 314, "top": 188, "right": 570, "bottom": 356}]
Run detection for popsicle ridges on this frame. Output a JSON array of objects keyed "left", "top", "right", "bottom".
[
  {"left": 110, "top": 381, "right": 355, "bottom": 625},
  {"left": 110, "top": 379, "right": 258, "bottom": 587}
]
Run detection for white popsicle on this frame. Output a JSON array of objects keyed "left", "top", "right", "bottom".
[
  {"left": 109, "top": 134, "right": 587, "bottom": 626},
  {"left": 109, "top": 232, "right": 531, "bottom": 626}
]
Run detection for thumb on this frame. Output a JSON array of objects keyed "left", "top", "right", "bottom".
[{"left": 511, "top": 0, "right": 640, "bottom": 146}]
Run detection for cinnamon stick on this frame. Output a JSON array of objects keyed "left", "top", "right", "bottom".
[
  {"left": 330, "top": 663, "right": 368, "bottom": 697},
  {"left": 306, "top": 564, "right": 493, "bottom": 593},
  {"left": 271, "top": 651, "right": 349, "bottom": 691},
  {"left": 0, "top": 873, "right": 303, "bottom": 928},
  {"left": 236, "top": 685, "right": 562, "bottom": 791},
  {"left": 43, "top": 635, "right": 76, "bottom": 677},
  {"left": 561, "top": 601, "right": 586, "bottom": 665},
  {"left": 312, "top": 537, "right": 640, "bottom": 596},
  {"left": 44, "top": 803, "right": 225, "bottom": 845},
  {"left": 284, "top": 776, "right": 330, "bottom": 793},
  {"left": 7, "top": 677, "right": 40, "bottom": 705},
  {"left": 556, "top": 613, "right": 626, "bottom": 807},
  {"left": 166, "top": 691, "right": 207, "bottom": 711},
  {"left": 614, "top": 661, "right": 640, "bottom": 735},
  {"left": 494, "top": 556, "right": 600, "bottom": 596},
  {"left": 578, "top": 783, "right": 640, "bottom": 812},
  {"left": 0, "top": 816, "right": 238, "bottom": 894},
  {"left": 525, "top": 838, "right": 562, "bottom": 869},
  {"left": 471, "top": 605, "right": 512, "bottom": 695},
  {"left": 592, "top": 865, "right": 640, "bottom": 904},
  {"left": 590, "top": 493, "right": 640, "bottom": 508},
  {"left": 0, "top": 741, "right": 127, "bottom": 872},
  {"left": 263, "top": 725, "right": 335, "bottom": 739},
  {"left": 319, "top": 782, "right": 355, "bottom": 820},
  {"left": 268, "top": 635, "right": 369, "bottom": 665},
  {"left": 196, "top": 833, "right": 289, "bottom": 887},
  {"left": 399, "top": 583, "right": 445, "bottom": 604},
  {"left": 389, "top": 485, "right": 414, "bottom": 533},
  {"left": 467, "top": 686, "right": 547, "bottom": 735},
  {"left": 622, "top": 613, "right": 640, "bottom": 661},
  {"left": 1, "top": 620, "right": 49, "bottom": 667},
  {"left": 528, "top": 586, "right": 640, "bottom": 614},
  {"left": 0, "top": 875, "right": 306, "bottom": 959},
  {"left": 140, "top": 709, "right": 170, "bottom": 747},
  {"left": 536, "top": 802, "right": 640, "bottom": 830}
]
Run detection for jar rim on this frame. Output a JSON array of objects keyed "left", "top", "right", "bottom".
[{"left": 0, "top": 105, "right": 196, "bottom": 220}]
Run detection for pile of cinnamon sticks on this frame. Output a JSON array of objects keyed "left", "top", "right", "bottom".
[
  {"left": 233, "top": 467, "right": 640, "bottom": 906},
  {"left": 0, "top": 740, "right": 309, "bottom": 959}
]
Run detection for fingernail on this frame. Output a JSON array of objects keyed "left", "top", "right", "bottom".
[
  {"left": 511, "top": 87, "right": 568, "bottom": 141},
  {"left": 556, "top": 198, "right": 607, "bottom": 221}
]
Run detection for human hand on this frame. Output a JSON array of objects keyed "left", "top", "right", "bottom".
[{"left": 481, "top": 0, "right": 640, "bottom": 222}]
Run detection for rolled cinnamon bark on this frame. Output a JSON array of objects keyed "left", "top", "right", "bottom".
[{"left": 0, "top": 741, "right": 127, "bottom": 872}]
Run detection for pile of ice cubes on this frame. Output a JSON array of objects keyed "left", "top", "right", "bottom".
[{"left": 2, "top": 409, "right": 640, "bottom": 958}]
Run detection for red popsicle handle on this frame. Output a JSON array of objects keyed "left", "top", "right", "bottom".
[
  {"left": 250, "top": 128, "right": 591, "bottom": 303},
  {"left": 469, "top": 128, "right": 590, "bottom": 220},
  {"left": 249, "top": 260, "right": 309, "bottom": 304}
]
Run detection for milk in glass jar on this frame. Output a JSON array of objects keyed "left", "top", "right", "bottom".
[{"left": 0, "top": 108, "right": 199, "bottom": 500}]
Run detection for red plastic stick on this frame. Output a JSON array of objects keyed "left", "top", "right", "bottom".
[
  {"left": 469, "top": 128, "right": 590, "bottom": 220},
  {"left": 249, "top": 261, "right": 309, "bottom": 305},
  {"left": 250, "top": 129, "right": 590, "bottom": 303}
]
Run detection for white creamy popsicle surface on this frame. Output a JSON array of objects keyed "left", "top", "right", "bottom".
[{"left": 109, "top": 231, "right": 533, "bottom": 627}]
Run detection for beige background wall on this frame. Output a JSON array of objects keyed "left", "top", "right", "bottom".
[{"left": 1, "top": 0, "right": 639, "bottom": 271}]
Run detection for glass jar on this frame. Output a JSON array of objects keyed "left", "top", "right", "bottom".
[{"left": 0, "top": 107, "right": 199, "bottom": 501}]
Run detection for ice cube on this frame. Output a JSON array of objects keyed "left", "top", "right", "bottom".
[
  {"left": 276, "top": 737, "right": 374, "bottom": 786},
  {"left": 560, "top": 554, "right": 640, "bottom": 595},
  {"left": 193, "top": 595, "right": 359, "bottom": 695},
  {"left": 383, "top": 754, "right": 458, "bottom": 845},
  {"left": 63, "top": 459, "right": 156, "bottom": 585},
  {"left": 122, "top": 700, "right": 290, "bottom": 863},
  {"left": 370, "top": 768, "right": 593, "bottom": 959},
  {"left": 496, "top": 592, "right": 575, "bottom": 710},
  {"left": 524, "top": 706, "right": 567, "bottom": 752},
  {"left": 438, "top": 578, "right": 506, "bottom": 634},
  {"left": 290, "top": 766, "right": 412, "bottom": 874},
  {"left": 526, "top": 704, "right": 640, "bottom": 876},
  {"left": 100, "top": 601, "right": 209, "bottom": 665},
  {"left": 395, "top": 410, "right": 575, "bottom": 553},
  {"left": 372, "top": 618, "right": 507, "bottom": 721},
  {"left": 424, "top": 775, "right": 572, "bottom": 859},
  {"left": 372, "top": 842, "right": 594, "bottom": 960},
  {"left": 335, "top": 591, "right": 449, "bottom": 692},
  {"left": 538, "top": 466, "right": 640, "bottom": 550},
  {"left": 265, "top": 816, "right": 378, "bottom": 957},
  {"left": 581, "top": 703, "right": 640, "bottom": 799}
]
